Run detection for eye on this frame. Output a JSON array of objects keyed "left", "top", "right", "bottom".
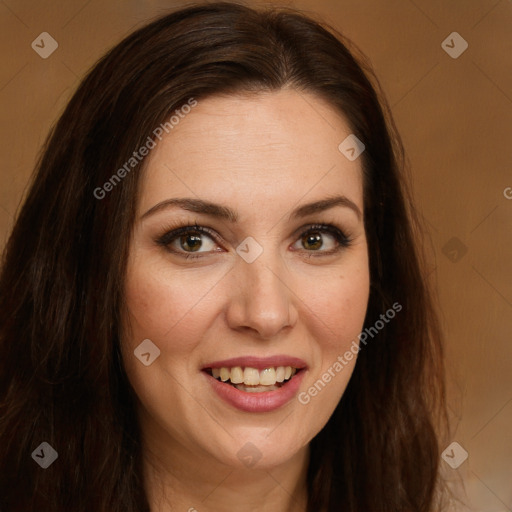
[
  {"left": 156, "top": 224, "right": 222, "bottom": 259},
  {"left": 156, "top": 222, "right": 352, "bottom": 260},
  {"left": 291, "top": 224, "right": 351, "bottom": 256}
]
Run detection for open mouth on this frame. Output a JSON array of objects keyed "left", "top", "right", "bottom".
[{"left": 204, "top": 366, "right": 301, "bottom": 392}]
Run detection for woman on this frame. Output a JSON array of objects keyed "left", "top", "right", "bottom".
[{"left": 0, "top": 2, "right": 447, "bottom": 511}]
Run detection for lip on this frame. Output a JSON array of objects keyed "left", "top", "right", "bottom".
[
  {"left": 203, "top": 368, "right": 306, "bottom": 413},
  {"left": 201, "top": 355, "right": 308, "bottom": 371}
]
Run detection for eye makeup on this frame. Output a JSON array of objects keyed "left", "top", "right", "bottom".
[{"left": 154, "top": 219, "right": 353, "bottom": 260}]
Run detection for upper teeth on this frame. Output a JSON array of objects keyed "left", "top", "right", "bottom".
[{"left": 211, "top": 366, "right": 297, "bottom": 386}]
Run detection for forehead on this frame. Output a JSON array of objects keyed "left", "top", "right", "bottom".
[{"left": 138, "top": 89, "right": 364, "bottom": 219}]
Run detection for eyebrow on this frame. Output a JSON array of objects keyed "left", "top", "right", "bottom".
[{"left": 141, "top": 194, "right": 362, "bottom": 222}]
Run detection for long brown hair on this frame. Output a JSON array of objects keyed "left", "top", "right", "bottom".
[{"left": 0, "top": 2, "right": 447, "bottom": 510}]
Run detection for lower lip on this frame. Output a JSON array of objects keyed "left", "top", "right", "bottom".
[{"left": 204, "top": 370, "right": 306, "bottom": 413}]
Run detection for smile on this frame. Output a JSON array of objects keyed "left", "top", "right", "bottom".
[
  {"left": 205, "top": 366, "right": 299, "bottom": 391},
  {"left": 201, "top": 356, "right": 307, "bottom": 412}
]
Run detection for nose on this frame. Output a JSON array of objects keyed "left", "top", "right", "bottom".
[{"left": 225, "top": 252, "right": 298, "bottom": 340}]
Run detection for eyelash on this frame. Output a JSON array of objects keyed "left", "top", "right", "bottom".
[{"left": 155, "top": 222, "right": 352, "bottom": 260}]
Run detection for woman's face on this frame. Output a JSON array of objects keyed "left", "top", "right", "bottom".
[{"left": 121, "top": 89, "right": 370, "bottom": 471}]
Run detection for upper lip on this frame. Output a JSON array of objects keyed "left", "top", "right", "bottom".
[{"left": 202, "top": 355, "right": 308, "bottom": 371}]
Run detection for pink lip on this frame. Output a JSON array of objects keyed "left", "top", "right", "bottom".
[
  {"left": 203, "top": 369, "right": 306, "bottom": 413},
  {"left": 201, "top": 355, "right": 307, "bottom": 371}
]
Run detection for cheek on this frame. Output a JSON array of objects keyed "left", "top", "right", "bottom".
[
  {"left": 297, "top": 255, "right": 369, "bottom": 408},
  {"left": 303, "top": 260, "right": 370, "bottom": 351},
  {"left": 122, "top": 257, "right": 226, "bottom": 353},
  {"left": 120, "top": 257, "right": 225, "bottom": 424}
]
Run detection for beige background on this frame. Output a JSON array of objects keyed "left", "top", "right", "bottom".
[{"left": 0, "top": 0, "right": 511, "bottom": 509}]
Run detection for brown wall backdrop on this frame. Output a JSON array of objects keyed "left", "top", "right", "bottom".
[{"left": 0, "top": 0, "right": 511, "bottom": 509}]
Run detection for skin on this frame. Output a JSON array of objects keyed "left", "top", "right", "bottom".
[{"left": 121, "top": 89, "right": 370, "bottom": 512}]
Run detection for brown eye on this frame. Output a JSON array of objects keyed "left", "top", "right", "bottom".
[
  {"left": 156, "top": 225, "right": 221, "bottom": 258},
  {"left": 179, "top": 232, "right": 203, "bottom": 252},
  {"left": 291, "top": 224, "right": 352, "bottom": 256},
  {"left": 302, "top": 231, "right": 323, "bottom": 250}
]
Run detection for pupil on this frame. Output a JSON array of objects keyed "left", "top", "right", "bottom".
[
  {"left": 181, "top": 233, "right": 202, "bottom": 251},
  {"left": 304, "top": 232, "right": 322, "bottom": 250}
]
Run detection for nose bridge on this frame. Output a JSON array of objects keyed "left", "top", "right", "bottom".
[{"left": 226, "top": 241, "right": 296, "bottom": 338}]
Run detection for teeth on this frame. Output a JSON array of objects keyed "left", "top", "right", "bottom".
[
  {"left": 235, "top": 384, "right": 279, "bottom": 392},
  {"left": 259, "top": 367, "right": 276, "bottom": 385},
  {"left": 220, "top": 368, "right": 230, "bottom": 382},
  {"left": 243, "top": 367, "right": 260, "bottom": 385},
  {"left": 230, "top": 366, "right": 244, "bottom": 384},
  {"left": 209, "top": 365, "right": 298, "bottom": 386}
]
